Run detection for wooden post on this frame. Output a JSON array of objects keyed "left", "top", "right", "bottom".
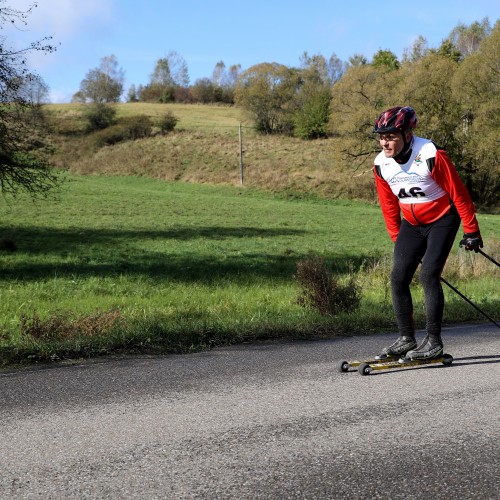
[{"left": 239, "top": 123, "right": 244, "bottom": 185}]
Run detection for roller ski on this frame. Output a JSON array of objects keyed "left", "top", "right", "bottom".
[
  {"left": 338, "top": 335, "right": 453, "bottom": 375},
  {"left": 337, "top": 335, "right": 416, "bottom": 372},
  {"left": 355, "top": 353, "right": 453, "bottom": 376}
]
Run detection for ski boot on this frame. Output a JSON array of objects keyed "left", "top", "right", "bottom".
[
  {"left": 405, "top": 335, "right": 443, "bottom": 361},
  {"left": 375, "top": 336, "right": 417, "bottom": 360}
]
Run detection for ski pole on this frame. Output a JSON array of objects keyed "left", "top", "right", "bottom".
[
  {"left": 440, "top": 276, "right": 500, "bottom": 329},
  {"left": 477, "top": 249, "right": 500, "bottom": 268}
]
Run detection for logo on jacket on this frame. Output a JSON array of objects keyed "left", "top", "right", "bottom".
[{"left": 387, "top": 170, "right": 425, "bottom": 185}]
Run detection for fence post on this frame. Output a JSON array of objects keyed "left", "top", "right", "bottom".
[{"left": 239, "top": 123, "right": 244, "bottom": 185}]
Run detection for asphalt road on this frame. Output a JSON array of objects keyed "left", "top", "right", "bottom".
[{"left": 1, "top": 323, "right": 499, "bottom": 499}]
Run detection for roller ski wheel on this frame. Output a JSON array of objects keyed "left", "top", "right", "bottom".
[
  {"left": 356, "top": 353, "right": 454, "bottom": 376},
  {"left": 441, "top": 353, "right": 454, "bottom": 366},
  {"left": 358, "top": 363, "right": 372, "bottom": 376},
  {"left": 337, "top": 360, "right": 350, "bottom": 373}
]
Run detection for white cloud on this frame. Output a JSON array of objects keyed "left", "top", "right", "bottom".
[
  {"left": 7, "top": 0, "right": 116, "bottom": 76},
  {"left": 13, "top": 0, "right": 115, "bottom": 39}
]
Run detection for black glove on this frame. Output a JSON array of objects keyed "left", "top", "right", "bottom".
[{"left": 459, "top": 232, "right": 483, "bottom": 253}]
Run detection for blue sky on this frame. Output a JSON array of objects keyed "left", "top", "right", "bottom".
[{"left": 11, "top": 0, "right": 500, "bottom": 103}]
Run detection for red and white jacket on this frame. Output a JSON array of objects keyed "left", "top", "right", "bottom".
[{"left": 374, "top": 136, "right": 479, "bottom": 242}]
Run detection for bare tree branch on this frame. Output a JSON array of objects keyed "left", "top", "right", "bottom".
[{"left": 0, "top": 1, "right": 60, "bottom": 199}]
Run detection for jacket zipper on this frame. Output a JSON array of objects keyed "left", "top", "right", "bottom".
[{"left": 410, "top": 204, "right": 422, "bottom": 225}]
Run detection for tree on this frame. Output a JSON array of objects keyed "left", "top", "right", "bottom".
[
  {"left": 235, "top": 63, "right": 302, "bottom": 134},
  {"left": 191, "top": 77, "right": 216, "bottom": 103},
  {"left": 165, "top": 51, "right": 189, "bottom": 87},
  {"left": 300, "top": 52, "right": 329, "bottom": 85},
  {"left": 211, "top": 60, "right": 226, "bottom": 102},
  {"left": 372, "top": 49, "right": 400, "bottom": 70},
  {"left": 433, "top": 39, "right": 462, "bottom": 62},
  {"left": 329, "top": 63, "right": 402, "bottom": 168},
  {"left": 17, "top": 73, "right": 50, "bottom": 105},
  {"left": 0, "top": 1, "right": 60, "bottom": 198},
  {"left": 145, "top": 58, "right": 174, "bottom": 102},
  {"left": 451, "top": 20, "right": 500, "bottom": 205},
  {"left": 295, "top": 53, "right": 335, "bottom": 139},
  {"left": 327, "top": 53, "right": 347, "bottom": 84},
  {"left": 223, "top": 64, "right": 241, "bottom": 103},
  {"left": 209, "top": 60, "right": 240, "bottom": 103},
  {"left": 212, "top": 60, "right": 225, "bottom": 87},
  {"left": 448, "top": 18, "right": 492, "bottom": 58},
  {"left": 300, "top": 52, "right": 346, "bottom": 86},
  {"left": 330, "top": 53, "right": 462, "bottom": 166},
  {"left": 348, "top": 54, "right": 368, "bottom": 67},
  {"left": 325, "top": 19, "right": 497, "bottom": 207},
  {"left": 226, "top": 64, "right": 241, "bottom": 88},
  {"left": 150, "top": 58, "right": 173, "bottom": 87},
  {"left": 149, "top": 52, "right": 189, "bottom": 88},
  {"left": 76, "top": 55, "right": 124, "bottom": 103},
  {"left": 140, "top": 52, "right": 189, "bottom": 103},
  {"left": 398, "top": 53, "right": 461, "bottom": 155},
  {"left": 127, "top": 84, "right": 138, "bottom": 103},
  {"left": 293, "top": 90, "right": 331, "bottom": 139},
  {"left": 402, "top": 36, "right": 429, "bottom": 63}
]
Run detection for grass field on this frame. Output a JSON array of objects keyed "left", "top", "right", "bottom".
[
  {"left": 1, "top": 175, "right": 498, "bottom": 367},
  {"left": 46, "top": 102, "right": 246, "bottom": 124}
]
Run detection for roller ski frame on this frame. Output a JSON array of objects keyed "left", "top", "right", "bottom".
[{"left": 338, "top": 353, "right": 453, "bottom": 376}]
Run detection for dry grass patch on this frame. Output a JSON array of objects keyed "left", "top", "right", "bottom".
[
  {"left": 445, "top": 237, "right": 500, "bottom": 279},
  {"left": 20, "top": 309, "right": 124, "bottom": 341}
]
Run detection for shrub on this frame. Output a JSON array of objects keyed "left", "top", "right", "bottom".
[
  {"left": 93, "top": 125, "right": 129, "bottom": 147},
  {"left": 120, "top": 115, "right": 153, "bottom": 139},
  {"left": 155, "top": 111, "right": 179, "bottom": 133},
  {"left": 190, "top": 78, "right": 216, "bottom": 103},
  {"left": 93, "top": 115, "right": 152, "bottom": 147},
  {"left": 295, "top": 255, "right": 361, "bottom": 315},
  {"left": 294, "top": 91, "right": 331, "bottom": 139},
  {"left": 84, "top": 103, "right": 117, "bottom": 131}
]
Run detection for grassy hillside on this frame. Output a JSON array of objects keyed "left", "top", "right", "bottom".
[{"left": 44, "top": 103, "right": 377, "bottom": 202}]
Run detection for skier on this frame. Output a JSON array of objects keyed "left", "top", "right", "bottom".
[{"left": 372, "top": 106, "right": 483, "bottom": 360}]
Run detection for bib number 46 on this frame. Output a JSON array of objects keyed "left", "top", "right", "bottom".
[{"left": 398, "top": 187, "right": 425, "bottom": 199}]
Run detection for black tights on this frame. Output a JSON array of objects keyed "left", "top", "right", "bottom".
[{"left": 391, "top": 210, "right": 460, "bottom": 339}]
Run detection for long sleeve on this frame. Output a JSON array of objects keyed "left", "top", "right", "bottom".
[
  {"left": 431, "top": 150, "right": 480, "bottom": 234},
  {"left": 374, "top": 167, "right": 401, "bottom": 242}
]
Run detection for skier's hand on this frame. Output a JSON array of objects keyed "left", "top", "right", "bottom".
[{"left": 459, "top": 232, "right": 483, "bottom": 253}]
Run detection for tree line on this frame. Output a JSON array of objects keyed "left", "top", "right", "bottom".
[
  {"left": 329, "top": 19, "right": 499, "bottom": 207},
  {"left": 73, "top": 51, "right": 242, "bottom": 106},
  {"left": 74, "top": 17, "right": 498, "bottom": 206},
  {"left": 0, "top": 0, "right": 498, "bottom": 206}
]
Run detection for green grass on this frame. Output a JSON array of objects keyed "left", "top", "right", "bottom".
[{"left": 0, "top": 175, "right": 498, "bottom": 367}]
